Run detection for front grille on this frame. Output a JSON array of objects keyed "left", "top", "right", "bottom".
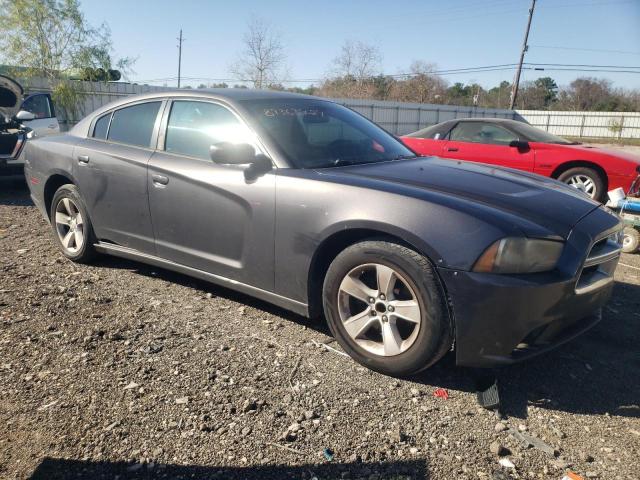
[{"left": 575, "top": 232, "right": 622, "bottom": 294}]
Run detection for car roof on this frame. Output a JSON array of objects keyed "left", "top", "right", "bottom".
[
  {"left": 113, "top": 87, "right": 318, "bottom": 104},
  {"left": 449, "top": 117, "right": 517, "bottom": 124},
  {"left": 70, "top": 88, "right": 325, "bottom": 138}
]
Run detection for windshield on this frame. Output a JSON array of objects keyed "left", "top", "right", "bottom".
[
  {"left": 511, "top": 122, "right": 576, "bottom": 145},
  {"left": 405, "top": 124, "right": 441, "bottom": 139},
  {"left": 241, "top": 99, "right": 416, "bottom": 168}
]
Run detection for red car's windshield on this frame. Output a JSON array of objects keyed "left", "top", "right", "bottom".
[{"left": 510, "top": 122, "right": 578, "bottom": 145}]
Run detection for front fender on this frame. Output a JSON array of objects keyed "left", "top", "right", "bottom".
[{"left": 273, "top": 170, "right": 510, "bottom": 305}]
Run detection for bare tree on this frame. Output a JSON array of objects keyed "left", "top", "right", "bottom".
[
  {"left": 331, "top": 40, "right": 381, "bottom": 80},
  {"left": 390, "top": 61, "right": 447, "bottom": 103},
  {"left": 230, "top": 17, "right": 286, "bottom": 89},
  {"left": 317, "top": 40, "right": 382, "bottom": 98}
]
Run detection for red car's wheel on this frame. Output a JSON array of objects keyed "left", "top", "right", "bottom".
[{"left": 558, "top": 167, "right": 605, "bottom": 202}]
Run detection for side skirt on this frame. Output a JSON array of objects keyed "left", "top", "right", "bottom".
[{"left": 94, "top": 242, "right": 310, "bottom": 317}]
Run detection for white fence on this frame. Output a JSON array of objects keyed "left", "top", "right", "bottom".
[
  {"left": 19, "top": 77, "right": 640, "bottom": 139},
  {"left": 515, "top": 110, "right": 640, "bottom": 139}
]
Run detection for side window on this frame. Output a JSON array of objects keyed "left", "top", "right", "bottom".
[
  {"left": 108, "top": 102, "right": 161, "bottom": 148},
  {"left": 93, "top": 113, "right": 111, "bottom": 140},
  {"left": 165, "top": 100, "right": 255, "bottom": 160},
  {"left": 450, "top": 122, "right": 517, "bottom": 146},
  {"left": 21, "top": 94, "right": 53, "bottom": 119}
]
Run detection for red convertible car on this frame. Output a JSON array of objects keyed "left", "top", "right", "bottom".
[{"left": 402, "top": 118, "right": 640, "bottom": 202}]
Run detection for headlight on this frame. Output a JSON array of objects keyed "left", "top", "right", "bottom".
[{"left": 473, "top": 238, "right": 564, "bottom": 274}]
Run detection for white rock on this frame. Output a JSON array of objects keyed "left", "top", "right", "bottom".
[{"left": 499, "top": 458, "right": 516, "bottom": 469}]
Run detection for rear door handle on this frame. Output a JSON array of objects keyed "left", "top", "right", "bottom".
[
  {"left": 48, "top": 124, "right": 56, "bottom": 129},
  {"left": 152, "top": 174, "right": 169, "bottom": 186},
  {"left": 446, "top": 147, "right": 459, "bottom": 152},
  {"left": 77, "top": 155, "right": 90, "bottom": 164}
]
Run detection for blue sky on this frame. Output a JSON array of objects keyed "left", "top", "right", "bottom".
[{"left": 82, "top": 0, "right": 640, "bottom": 89}]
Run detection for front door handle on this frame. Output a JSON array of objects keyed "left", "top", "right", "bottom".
[
  {"left": 152, "top": 174, "right": 169, "bottom": 186},
  {"left": 446, "top": 147, "right": 459, "bottom": 152},
  {"left": 77, "top": 155, "right": 90, "bottom": 164}
]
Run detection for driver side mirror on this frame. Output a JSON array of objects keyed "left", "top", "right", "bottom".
[
  {"left": 210, "top": 142, "right": 257, "bottom": 165},
  {"left": 509, "top": 140, "right": 530, "bottom": 150},
  {"left": 15, "top": 110, "right": 36, "bottom": 121},
  {"left": 209, "top": 142, "right": 272, "bottom": 178}
]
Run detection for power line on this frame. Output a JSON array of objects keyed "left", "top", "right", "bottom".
[
  {"left": 530, "top": 44, "right": 640, "bottom": 56},
  {"left": 525, "top": 62, "right": 640, "bottom": 69},
  {"left": 539, "top": 0, "right": 636, "bottom": 7},
  {"left": 131, "top": 62, "right": 640, "bottom": 86}
]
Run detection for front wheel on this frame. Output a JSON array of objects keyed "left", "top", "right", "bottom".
[
  {"left": 322, "top": 240, "right": 451, "bottom": 377},
  {"left": 557, "top": 167, "right": 605, "bottom": 202},
  {"left": 622, "top": 227, "right": 640, "bottom": 254}
]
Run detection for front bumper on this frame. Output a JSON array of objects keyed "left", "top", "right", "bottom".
[{"left": 440, "top": 206, "right": 622, "bottom": 368}]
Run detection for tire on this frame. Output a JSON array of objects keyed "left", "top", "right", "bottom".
[
  {"left": 622, "top": 227, "right": 640, "bottom": 254},
  {"left": 322, "top": 240, "right": 451, "bottom": 377},
  {"left": 50, "top": 184, "right": 97, "bottom": 263},
  {"left": 557, "top": 167, "right": 605, "bottom": 202}
]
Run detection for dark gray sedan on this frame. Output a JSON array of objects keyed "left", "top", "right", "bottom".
[{"left": 23, "top": 89, "right": 623, "bottom": 376}]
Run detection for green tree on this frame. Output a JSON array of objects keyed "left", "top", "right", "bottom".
[
  {"left": 533, "top": 77, "right": 558, "bottom": 107},
  {"left": 0, "top": 0, "right": 134, "bottom": 121},
  {"left": 446, "top": 83, "right": 473, "bottom": 105}
]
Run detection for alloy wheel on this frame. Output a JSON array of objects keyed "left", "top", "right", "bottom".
[
  {"left": 566, "top": 174, "right": 597, "bottom": 198},
  {"left": 337, "top": 263, "right": 422, "bottom": 356},
  {"left": 54, "top": 197, "right": 85, "bottom": 254}
]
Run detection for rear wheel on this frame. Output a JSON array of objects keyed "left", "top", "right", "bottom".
[
  {"left": 322, "top": 240, "right": 451, "bottom": 376},
  {"left": 622, "top": 227, "right": 640, "bottom": 254},
  {"left": 557, "top": 167, "right": 605, "bottom": 202},
  {"left": 50, "top": 184, "right": 97, "bottom": 263}
]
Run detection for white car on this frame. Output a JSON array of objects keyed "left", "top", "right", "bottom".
[{"left": 1, "top": 75, "right": 60, "bottom": 174}]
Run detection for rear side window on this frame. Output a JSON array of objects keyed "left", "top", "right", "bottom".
[
  {"left": 108, "top": 102, "right": 161, "bottom": 147},
  {"left": 21, "top": 94, "right": 53, "bottom": 119},
  {"left": 93, "top": 113, "right": 111, "bottom": 139}
]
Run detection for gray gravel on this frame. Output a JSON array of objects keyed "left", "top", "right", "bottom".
[{"left": 1, "top": 175, "right": 639, "bottom": 480}]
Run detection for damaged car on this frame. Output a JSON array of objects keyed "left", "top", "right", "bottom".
[
  {"left": 1, "top": 75, "right": 60, "bottom": 174},
  {"left": 23, "top": 90, "right": 623, "bottom": 376}
]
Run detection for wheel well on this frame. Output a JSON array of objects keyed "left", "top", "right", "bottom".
[
  {"left": 551, "top": 161, "right": 608, "bottom": 191},
  {"left": 43, "top": 174, "right": 74, "bottom": 219},
  {"left": 306, "top": 229, "right": 420, "bottom": 318}
]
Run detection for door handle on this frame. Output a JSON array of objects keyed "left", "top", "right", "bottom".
[
  {"left": 152, "top": 174, "right": 169, "bottom": 186},
  {"left": 48, "top": 124, "right": 56, "bottom": 129},
  {"left": 77, "top": 155, "right": 90, "bottom": 164},
  {"left": 446, "top": 147, "right": 459, "bottom": 152}
]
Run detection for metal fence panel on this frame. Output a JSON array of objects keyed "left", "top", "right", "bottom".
[{"left": 515, "top": 110, "right": 640, "bottom": 139}]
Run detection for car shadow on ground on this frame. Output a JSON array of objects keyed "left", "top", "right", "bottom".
[
  {"left": 28, "top": 457, "right": 428, "bottom": 480},
  {"left": 412, "top": 280, "right": 640, "bottom": 420},
  {"left": 98, "top": 253, "right": 640, "bottom": 421},
  {"left": 0, "top": 175, "right": 32, "bottom": 207}
]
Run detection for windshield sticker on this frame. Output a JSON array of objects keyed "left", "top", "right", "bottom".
[{"left": 263, "top": 107, "right": 325, "bottom": 118}]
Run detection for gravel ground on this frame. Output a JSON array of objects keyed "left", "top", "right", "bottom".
[{"left": 1, "top": 175, "right": 639, "bottom": 480}]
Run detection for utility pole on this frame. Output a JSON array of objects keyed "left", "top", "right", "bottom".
[
  {"left": 177, "top": 29, "right": 183, "bottom": 88},
  {"left": 509, "top": 0, "right": 536, "bottom": 109}
]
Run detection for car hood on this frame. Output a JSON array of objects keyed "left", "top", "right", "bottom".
[
  {"left": 556, "top": 143, "right": 640, "bottom": 165},
  {"left": 0, "top": 75, "right": 23, "bottom": 119},
  {"left": 318, "top": 157, "right": 600, "bottom": 239}
]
